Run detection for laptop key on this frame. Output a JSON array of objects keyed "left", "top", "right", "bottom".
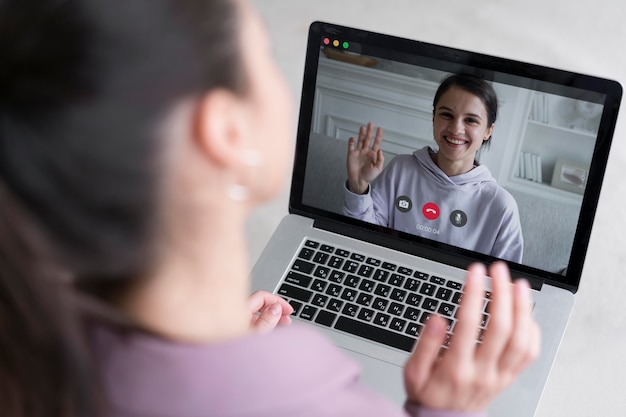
[
  {"left": 291, "top": 259, "right": 315, "bottom": 274},
  {"left": 300, "top": 305, "right": 317, "bottom": 321},
  {"left": 298, "top": 247, "right": 315, "bottom": 260},
  {"left": 284, "top": 271, "right": 312, "bottom": 288},
  {"left": 287, "top": 300, "right": 303, "bottom": 316},
  {"left": 315, "top": 310, "right": 337, "bottom": 327},
  {"left": 335, "top": 316, "right": 417, "bottom": 352},
  {"left": 278, "top": 283, "right": 312, "bottom": 303}
]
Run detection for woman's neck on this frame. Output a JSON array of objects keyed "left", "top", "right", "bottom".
[
  {"left": 118, "top": 205, "right": 253, "bottom": 343},
  {"left": 430, "top": 151, "right": 475, "bottom": 177}
]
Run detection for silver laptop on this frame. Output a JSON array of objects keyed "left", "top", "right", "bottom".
[{"left": 251, "top": 21, "right": 622, "bottom": 416}]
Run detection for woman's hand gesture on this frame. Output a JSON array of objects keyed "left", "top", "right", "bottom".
[
  {"left": 346, "top": 122, "right": 385, "bottom": 195},
  {"left": 404, "top": 262, "right": 541, "bottom": 412}
]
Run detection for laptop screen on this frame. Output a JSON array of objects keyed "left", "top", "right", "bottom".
[{"left": 290, "top": 21, "right": 622, "bottom": 292}]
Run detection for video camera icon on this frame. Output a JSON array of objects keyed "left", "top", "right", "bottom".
[{"left": 395, "top": 196, "right": 413, "bottom": 213}]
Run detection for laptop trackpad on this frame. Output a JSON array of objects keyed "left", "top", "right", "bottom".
[{"left": 340, "top": 346, "right": 406, "bottom": 406}]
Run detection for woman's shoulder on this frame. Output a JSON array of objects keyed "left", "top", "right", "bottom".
[{"left": 91, "top": 323, "right": 394, "bottom": 417}]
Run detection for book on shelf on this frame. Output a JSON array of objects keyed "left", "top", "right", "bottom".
[{"left": 516, "top": 151, "right": 542, "bottom": 183}]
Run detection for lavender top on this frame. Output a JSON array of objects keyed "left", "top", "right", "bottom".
[{"left": 91, "top": 322, "right": 486, "bottom": 417}]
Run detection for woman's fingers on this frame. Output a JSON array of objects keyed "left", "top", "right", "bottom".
[
  {"left": 404, "top": 315, "right": 448, "bottom": 400},
  {"left": 447, "top": 263, "right": 486, "bottom": 361},
  {"left": 476, "top": 262, "right": 514, "bottom": 364},
  {"left": 496, "top": 279, "right": 540, "bottom": 384}
]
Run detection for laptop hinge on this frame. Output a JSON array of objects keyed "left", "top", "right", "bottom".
[{"left": 313, "top": 217, "right": 546, "bottom": 292}]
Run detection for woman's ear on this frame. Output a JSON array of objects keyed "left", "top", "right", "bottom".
[
  {"left": 192, "top": 88, "right": 249, "bottom": 169},
  {"left": 484, "top": 123, "right": 495, "bottom": 141}
]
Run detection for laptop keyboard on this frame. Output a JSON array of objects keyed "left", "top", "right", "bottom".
[{"left": 277, "top": 239, "right": 491, "bottom": 353}]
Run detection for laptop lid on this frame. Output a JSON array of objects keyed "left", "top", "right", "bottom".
[{"left": 289, "top": 21, "right": 622, "bottom": 293}]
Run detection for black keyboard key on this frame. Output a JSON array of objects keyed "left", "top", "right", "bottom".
[
  {"left": 340, "top": 288, "right": 357, "bottom": 302},
  {"left": 406, "top": 293, "right": 423, "bottom": 307},
  {"left": 327, "top": 298, "right": 344, "bottom": 312},
  {"left": 356, "top": 293, "right": 373, "bottom": 307},
  {"left": 304, "top": 240, "right": 320, "bottom": 249},
  {"left": 390, "top": 288, "right": 407, "bottom": 302},
  {"left": 342, "top": 303, "right": 359, "bottom": 317},
  {"left": 381, "top": 261, "right": 397, "bottom": 271},
  {"left": 357, "top": 264, "right": 375, "bottom": 278},
  {"left": 423, "top": 298, "right": 439, "bottom": 312},
  {"left": 320, "top": 244, "right": 335, "bottom": 253},
  {"left": 328, "top": 256, "right": 344, "bottom": 269},
  {"left": 398, "top": 267, "right": 413, "bottom": 276},
  {"left": 435, "top": 287, "right": 453, "bottom": 301},
  {"left": 335, "top": 317, "right": 417, "bottom": 352},
  {"left": 372, "top": 297, "right": 388, "bottom": 311},
  {"left": 328, "top": 270, "right": 345, "bottom": 283},
  {"left": 358, "top": 279, "right": 375, "bottom": 292},
  {"left": 388, "top": 302, "right": 405, "bottom": 316},
  {"left": 298, "top": 247, "right": 315, "bottom": 260},
  {"left": 311, "top": 294, "right": 328, "bottom": 308},
  {"left": 404, "top": 278, "right": 419, "bottom": 291},
  {"left": 403, "top": 306, "right": 420, "bottom": 321},
  {"left": 419, "top": 311, "right": 433, "bottom": 324},
  {"left": 447, "top": 281, "right": 463, "bottom": 290},
  {"left": 342, "top": 260, "right": 360, "bottom": 273},
  {"left": 357, "top": 308, "right": 374, "bottom": 322},
  {"left": 414, "top": 271, "right": 429, "bottom": 280},
  {"left": 300, "top": 305, "right": 317, "bottom": 321},
  {"left": 344, "top": 275, "right": 360, "bottom": 288},
  {"left": 366, "top": 257, "right": 381, "bottom": 266},
  {"left": 438, "top": 302, "right": 455, "bottom": 317},
  {"left": 430, "top": 276, "right": 446, "bottom": 285},
  {"left": 335, "top": 249, "right": 350, "bottom": 258},
  {"left": 288, "top": 300, "right": 303, "bottom": 316},
  {"left": 406, "top": 323, "right": 423, "bottom": 337},
  {"left": 292, "top": 259, "right": 315, "bottom": 274},
  {"left": 390, "top": 318, "right": 407, "bottom": 332},
  {"left": 278, "top": 283, "right": 312, "bottom": 302},
  {"left": 313, "top": 266, "right": 330, "bottom": 279},
  {"left": 373, "top": 312, "right": 390, "bottom": 327},
  {"left": 326, "top": 283, "right": 342, "bottom": 297},
  {"left": 285, "top": 271, "right": 312, "bottom": 288},
  {"left": 374, "top": 283, "right": 391, "bottom": 297},
  {"left": 350, "top": 253, "right": 366, "bottom": 262},
  {"left": 389, "top": 274, "right": 405, "bottom": 287},
  {"left": 419, "top": 283, "right": 436, "bottom": 296},
  {"left": 313, "top": 252, "right": 330, "bottom": 265},
  {"left": 311, "top": 279, "right": 327, "bottom": 292},
  {"left": 372, "top": 269, "right": 389, "bottom": 282},
  {"left": 452, "top": 291, "right": 463, "bottom": 304},
  {"left": 315, "top": 310, "right": 337, "bottom": 327}
]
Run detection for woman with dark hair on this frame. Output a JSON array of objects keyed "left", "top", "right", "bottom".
[
  {"left": 0, "top": 1, "right": 538, "bottom": 417},
  {"left": 344, "top": 74, "right": 524, "bottom": 263}
]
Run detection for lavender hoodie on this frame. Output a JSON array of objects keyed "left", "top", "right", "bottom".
[{"left": 344, "top": 147, "right": 523, "bottom": 263}]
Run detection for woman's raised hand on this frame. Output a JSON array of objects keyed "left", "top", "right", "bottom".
[
  {"left": 346, "top": 122, "right": 385, "bottom": 194},
  {"left": 403, "top": 262, "right": 540, "bottom": 412}
]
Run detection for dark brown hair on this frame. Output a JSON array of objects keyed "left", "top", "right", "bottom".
[{"left": 0, "top": 0, "right": 246, "bottom": 415}]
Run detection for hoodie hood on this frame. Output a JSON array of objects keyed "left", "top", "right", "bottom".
[{"left": 412, "top": 146, "right": 496, "bottom": 187}]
